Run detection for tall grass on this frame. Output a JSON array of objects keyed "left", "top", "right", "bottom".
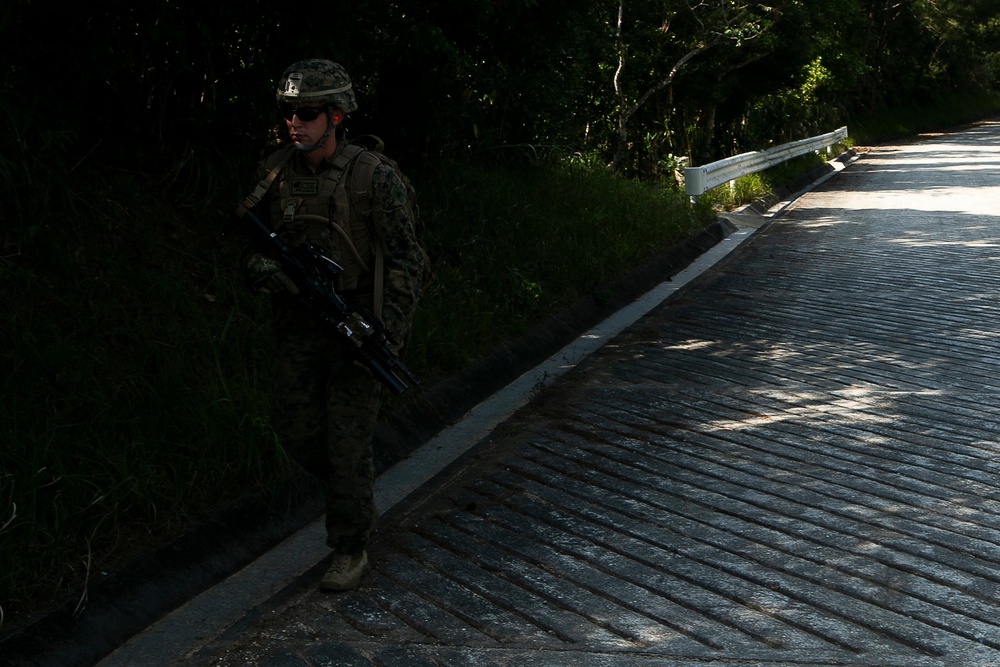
[
  {"left": 0, "top": 150, "right": 289, "bottom": 626},
  {"left": 698, "top": 150, "right": 835, "bottom": 212},
  {"left": 406, "top": 160, "right": 712, "bottom": 375}
]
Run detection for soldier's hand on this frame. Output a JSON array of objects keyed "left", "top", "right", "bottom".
[{"left": 245, "top": 254, "right": 300, "bottom": 295}]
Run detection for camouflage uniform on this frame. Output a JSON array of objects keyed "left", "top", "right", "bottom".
[{"left": 245, "top": 67, "right": 423, "bottom": 555}]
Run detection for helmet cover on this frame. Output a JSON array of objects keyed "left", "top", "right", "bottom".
[{"left": 276, "top": 59, "right": 358, "bottom": 113}]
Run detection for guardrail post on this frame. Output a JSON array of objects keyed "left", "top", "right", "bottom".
[{"left": 685, "top": 166, "right": 707, "bottom": 203}]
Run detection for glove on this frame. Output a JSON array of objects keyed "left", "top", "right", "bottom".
[{"left": 245, "top": 253, "right": 299, "bottom": 295}]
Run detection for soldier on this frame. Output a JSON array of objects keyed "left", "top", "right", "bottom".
[{"left": 241, "top": 59, "right": 424, "bottom": 590}]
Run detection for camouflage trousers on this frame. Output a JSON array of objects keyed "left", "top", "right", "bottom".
[{"left": 271, "top": 326, "right": 384, "bottom": 554}]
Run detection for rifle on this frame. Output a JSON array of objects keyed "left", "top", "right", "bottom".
[{"left": 227, "top": 205, "right": 420, "bottom": 396}]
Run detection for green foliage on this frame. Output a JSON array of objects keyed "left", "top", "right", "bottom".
[
  {"left": 0, "top": 90, "right": 75, "bottom": 241},
  {"left": 0, "top": 170, "right": 289, "bottom": 625},
  {"left": 406, "top": 158, "right": 710, "bottom": 375},
  {"left": 5, "top": 0, "right": 999, "bottom": 174},
  {"left": 696, "top": 151, "right": 829, "bottom": 212}
]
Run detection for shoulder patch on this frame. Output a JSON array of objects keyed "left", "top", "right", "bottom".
[{"left": 390, "top": 182, "right": 408, "bottom": 205}]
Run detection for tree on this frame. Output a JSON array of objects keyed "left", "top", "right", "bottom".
[{"left": 608, "top": 0, "right": 781, "bottom": 172}]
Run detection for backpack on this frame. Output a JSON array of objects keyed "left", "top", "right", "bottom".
[
  {"left": 339, "top": 135, "right": 433, "bottom": 295},
  {"left": 240, "top": 135, "right": 432, "bottom": 317}
]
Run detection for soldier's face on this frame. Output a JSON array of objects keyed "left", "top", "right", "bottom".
[{"left": 283, "top": 105, "right": 328, "bottom": 146}]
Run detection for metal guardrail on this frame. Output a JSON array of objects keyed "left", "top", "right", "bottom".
[{"left": 684, "top": 126, "right": 849, "bottom": 198}]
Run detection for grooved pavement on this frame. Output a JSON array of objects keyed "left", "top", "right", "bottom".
[{"left": 198, "top": 121, "right": 1000, "bottom": 666}]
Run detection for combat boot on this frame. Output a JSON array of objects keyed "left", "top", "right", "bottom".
[{"left": 320, "top": 550, "right": 368, "bottom": 591}]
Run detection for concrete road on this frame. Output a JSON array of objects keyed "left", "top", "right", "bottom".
[{"left": 127, "top": 120, "right": 1000, "bottom": 666}]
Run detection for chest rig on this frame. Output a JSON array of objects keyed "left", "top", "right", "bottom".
[{"left": 242, "top": 142, "right": 387, "bottom": 317}]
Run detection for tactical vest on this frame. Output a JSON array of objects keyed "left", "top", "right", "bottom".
[{"left": 243, "top": 141, "right": 389, "bottom": 316}]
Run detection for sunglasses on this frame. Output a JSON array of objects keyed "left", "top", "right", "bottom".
[{"left": 280, "top": 104, "right": 326, "bottom": 122}]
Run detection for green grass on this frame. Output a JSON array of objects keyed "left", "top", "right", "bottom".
[
  {"left": 0, "top": 156, "right": 290, "bottom": 626},
  {"left": 697, "top": 150, "right": 834, "bottom": 212},
  {"left": 407, "top": 160, "right": 711, "bottom": 376}
]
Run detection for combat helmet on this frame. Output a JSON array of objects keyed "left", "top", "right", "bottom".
[{"left": 276, "top": 59, "right": 358, "bottom": 114}]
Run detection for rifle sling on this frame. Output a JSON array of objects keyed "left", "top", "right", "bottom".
[{"left": 237, "top": 145, "right": 298, "bottom": 216}]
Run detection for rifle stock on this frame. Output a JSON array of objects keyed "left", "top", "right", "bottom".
[{"left": 229, "top": 205, "right": 420, "bottom": 396}]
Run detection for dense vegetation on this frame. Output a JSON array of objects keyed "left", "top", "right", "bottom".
[{"left": 2, "top": 0, "right": 999, "bottom": 633}]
